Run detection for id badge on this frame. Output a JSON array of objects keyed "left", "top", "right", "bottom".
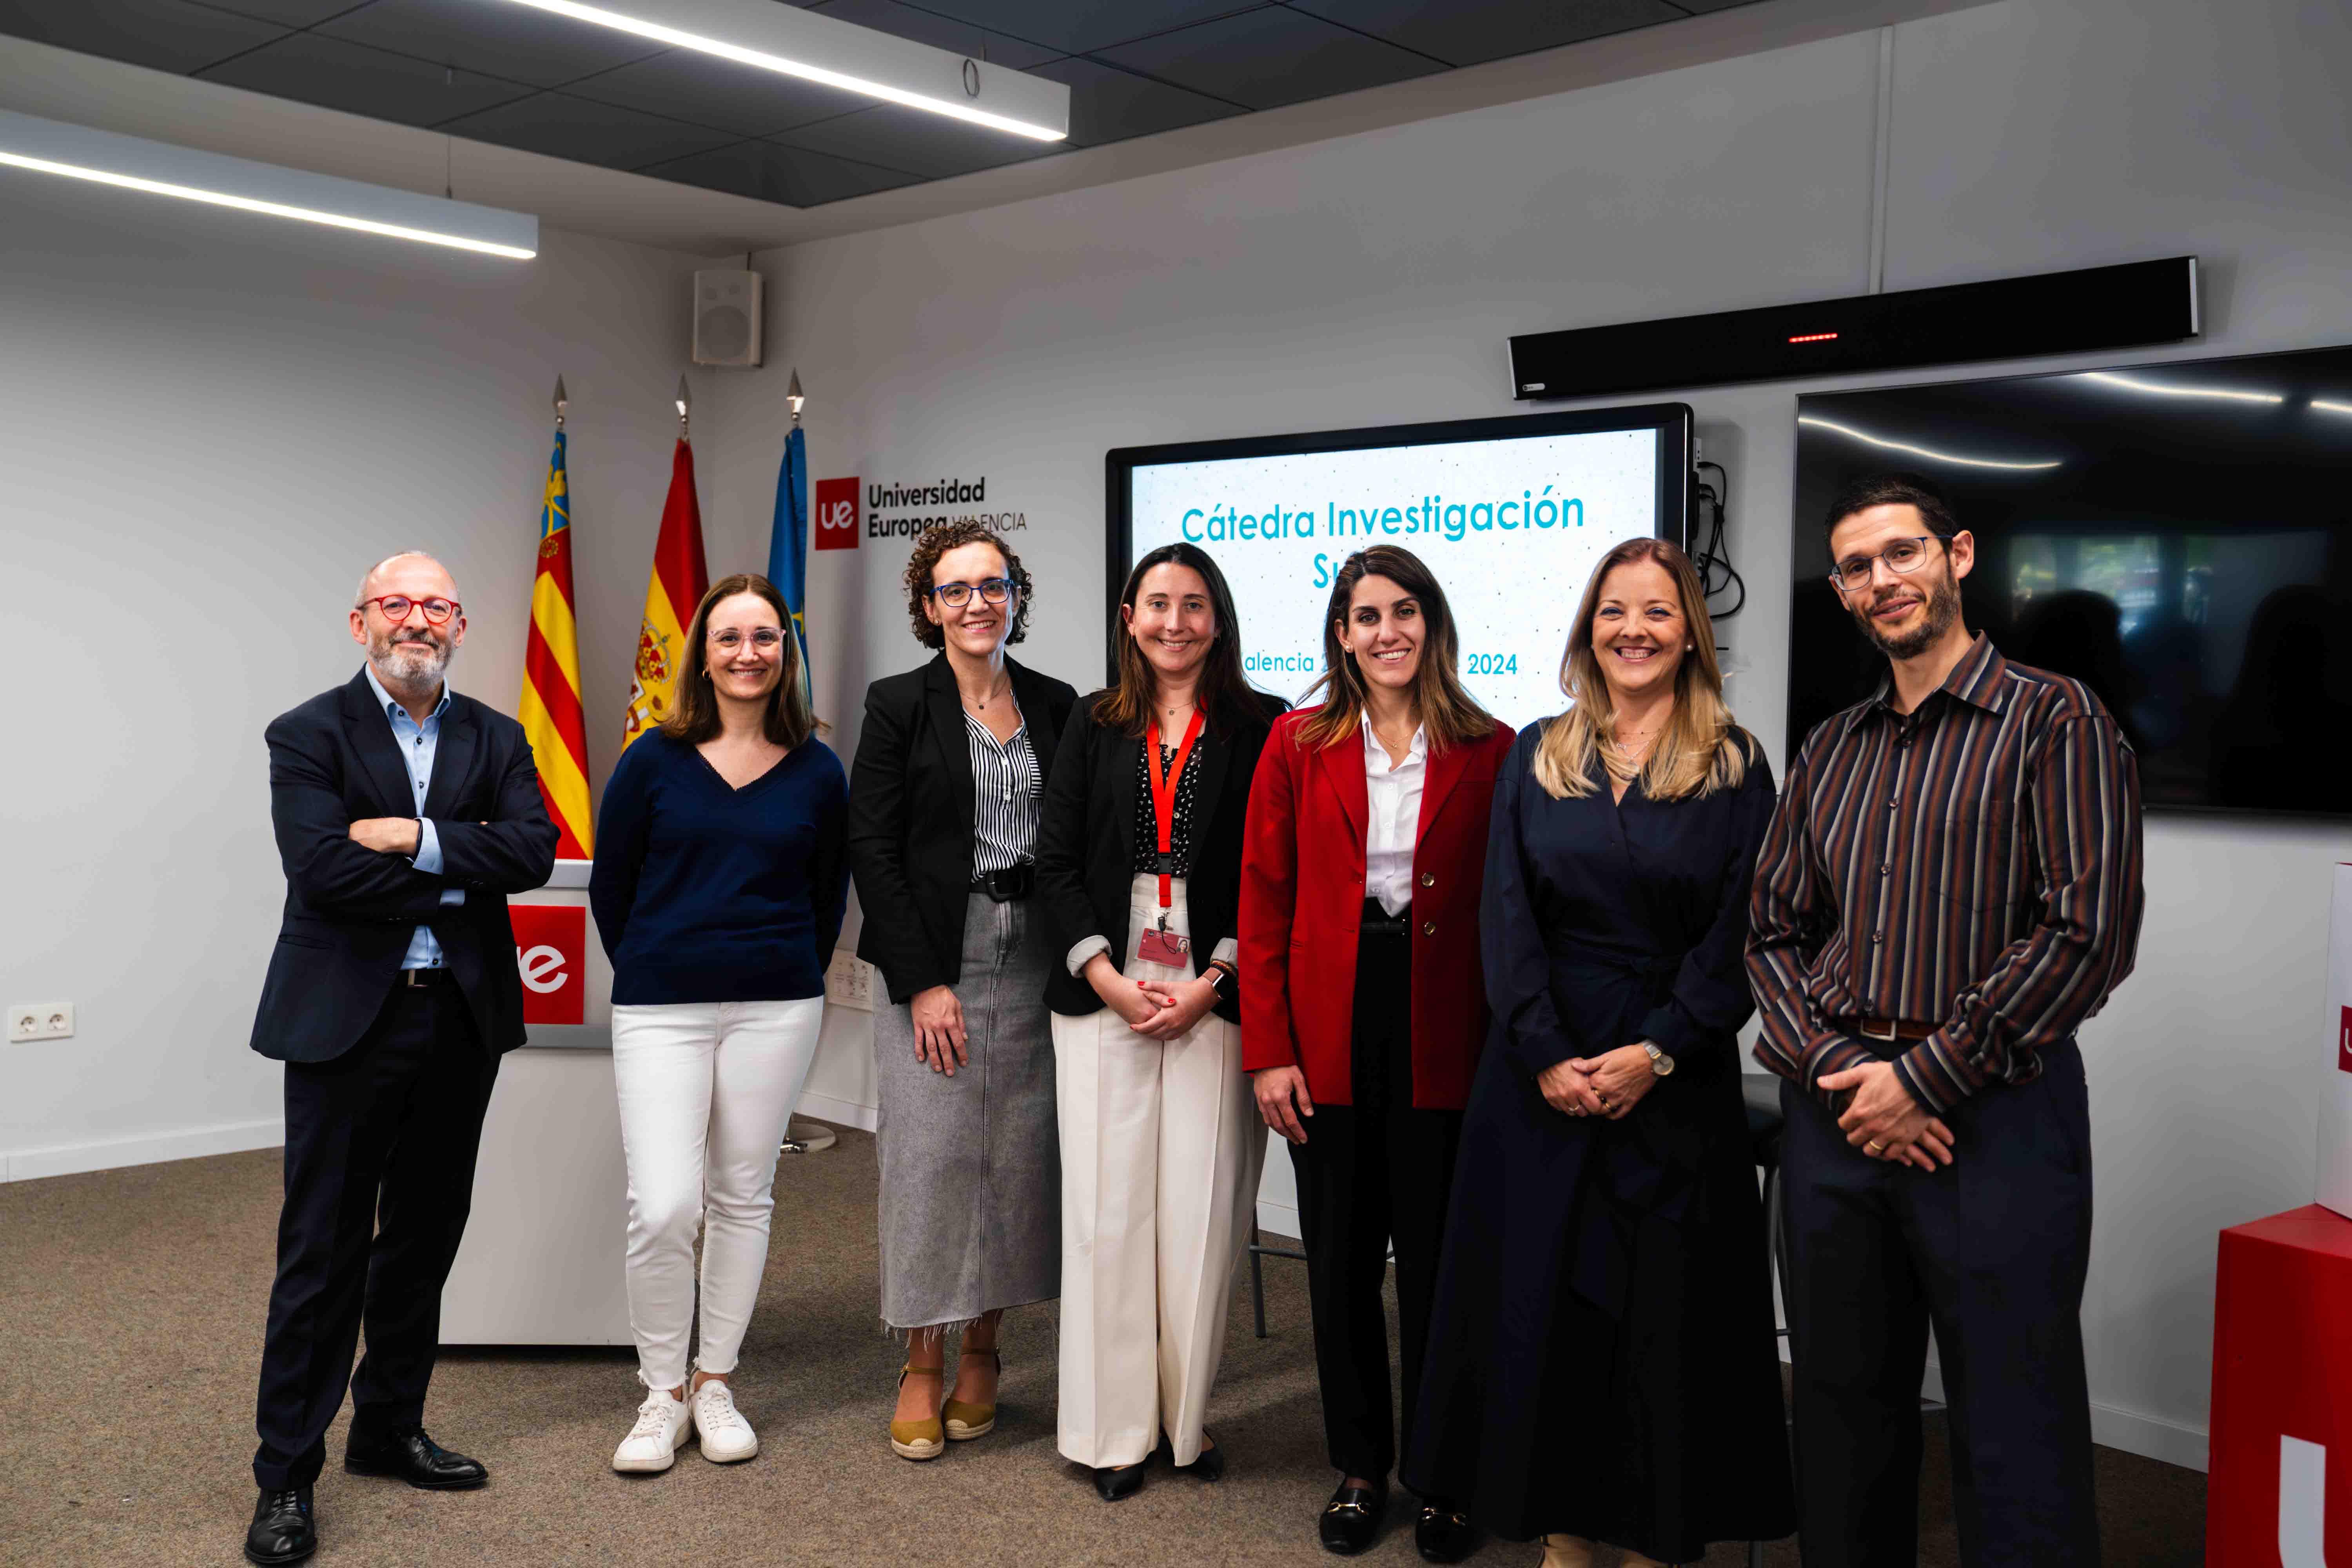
[{"left": 1138, "top": 924, "right": 1190, "bottom": 966}]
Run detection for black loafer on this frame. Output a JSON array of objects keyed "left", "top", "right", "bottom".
[
  {"left": 244, "top": 1486, "right": 316, "bottom": 1566},
  {"left": 1319, "top": 1480, "right": 1387, "bottom": 1555},
  {"left": 1167, "top": 1430, "right": 1225, "bottom": 1482},
  {"left": 1415, "top": 1500, "right": 1478, "bottom": 1563},
  {"left": 1093, "top": 1461, "right": 1148, "bottom": 1501},
  {"left": 344, "top": 1428, "right": 488, "bottom": 1490}
]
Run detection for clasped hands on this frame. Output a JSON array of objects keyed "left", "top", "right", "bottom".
[
  {"left": 1537, "top": 1044, "right": 1658, "bottom": 1121},
  {"left": 1084, "top": 953, "right": 1216, "bottom": 1043},
  {"left": 1819, "top": 1060, "right": 1956, "bottom": 1171}
]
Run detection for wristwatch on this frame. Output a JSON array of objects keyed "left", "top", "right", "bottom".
[
  {"left": 1640, "top": 1042, "right": 1675, "bottom": 1077},
  {"left": 1202, "top": 962, "right": 1229, "bottom": 995}
]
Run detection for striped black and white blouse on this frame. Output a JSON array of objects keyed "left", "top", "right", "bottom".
[{"left": 965, "top": 708, "right": 1044, "bottom": 875}]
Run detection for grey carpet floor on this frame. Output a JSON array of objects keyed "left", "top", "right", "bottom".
[{"left": 0, "top": 1127, "right": 2203, "bottom": 1566}]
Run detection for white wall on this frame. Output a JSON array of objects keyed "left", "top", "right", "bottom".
[
  {"left": 698, "top": 0, "right": 2352, "bottom": 1470},
  {"left": 0, "top": 176, "right": 738, "bottom": 1177}
]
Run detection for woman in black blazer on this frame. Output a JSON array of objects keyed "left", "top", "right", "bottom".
[
  {"left": 847, "top": 523, "right": 1079, "bottom": 1461},
  {"left": 1035, "top": 541, "right": 1287, "bottom": 1501}
]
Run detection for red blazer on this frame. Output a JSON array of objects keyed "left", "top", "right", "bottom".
[{"left": 1239, "top": 706, "right": 1517, "bottom": 1109}]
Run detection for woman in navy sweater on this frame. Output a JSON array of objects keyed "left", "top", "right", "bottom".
[{"left": 589, "top": 573, "right": 847, "bottom": 1475}]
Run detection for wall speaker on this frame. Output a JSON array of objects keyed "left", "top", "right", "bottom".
[
  {"left": 691, "top": 268, "right": 763, "bottom": 368},
  {"left": 1510, "top": 256, "right": 2198, "bottom": 402}
]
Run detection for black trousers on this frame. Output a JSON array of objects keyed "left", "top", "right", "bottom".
[
  {"left": 1286, "top": 911, "right": 1463, "bottom": 1485},
  {"left": 1779, "top": 1039, "right": 2098, "bottom": 1568},
  {"left": 252, "top": 979, "right": 501, "bottom": 1491}
]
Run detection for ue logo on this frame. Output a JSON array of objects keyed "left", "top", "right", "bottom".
[
  {"left": 2282, "top": 1436, "right": 2329, "bottom": 1566},
  {"left": 815, "top": 476, "right": 859, "bottom": 550},
  {"left": 2339, "top": 1006, "right": 2352, "bottom": 1074},
  {"left": 508, "top": 904, "right": 584, "bottom": 1026}
]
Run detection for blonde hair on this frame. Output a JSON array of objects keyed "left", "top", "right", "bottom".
[
  {"left": 1532, "top": 537, "right": 1751, "bottom": 801},
  {"left": 1295, "top": 546, "right": 1498, "bottom": 754}
]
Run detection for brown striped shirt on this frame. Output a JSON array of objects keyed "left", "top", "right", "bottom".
[{"left": 1746, "top": 635, "right": 2144, "bottom": 1113}]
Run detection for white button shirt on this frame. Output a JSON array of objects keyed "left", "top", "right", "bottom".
[{"left": 1363, "top": 720, "right": 1427, "bottom": 917}]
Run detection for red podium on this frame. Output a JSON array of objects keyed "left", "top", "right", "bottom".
[{"left": 2209, "top": 1205, "right": 2352, "bottom": 1564}]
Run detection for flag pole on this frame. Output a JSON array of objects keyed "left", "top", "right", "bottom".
[{"left": 778, "top": 365, "right": 836, "bottom": 1157}]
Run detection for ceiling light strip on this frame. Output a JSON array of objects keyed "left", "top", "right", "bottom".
[
  {"left": 496, "top": 0, "right": 1067, "bottom": 141},
  {"left": 1798, "top": 414, "right": 2064, "bottom": 471},
  {"left": 2309, "top": 399, "right": 2352, "bottom": 417},
  {"left": 0, "top": 109, "right": 537, "bottom": 258}
]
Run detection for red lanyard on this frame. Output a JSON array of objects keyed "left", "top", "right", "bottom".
[{"left": 1145, "top": 710, "right": 1205, "bottom": 910}]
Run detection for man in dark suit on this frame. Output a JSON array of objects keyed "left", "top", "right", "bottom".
[{"left": 244, "top": 552, "right": 558, "bottom": 1567}]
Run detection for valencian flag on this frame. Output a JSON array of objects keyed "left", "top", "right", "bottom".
[
  {"left": 519, "top": 426, "right": 594, "bottom": 857},
  {"left": 766, "top": 420, "right": 811, "bottom": 700},
  {"left": 622, "top": 437, "right": 709, "bottom": 751}
]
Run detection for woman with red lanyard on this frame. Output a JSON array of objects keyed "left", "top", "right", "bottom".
[
  {"left": 1034, "top": 541, "right": 1287, "bottom": 1502},
  {"left": 1238, "top": 545, "right": 1515, "bottom": 1560}
]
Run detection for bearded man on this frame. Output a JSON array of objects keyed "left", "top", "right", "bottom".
[
  {"left": 1746, "top": 474, "right": 2145, "bottom": 1566},
  {"left": 243, "top": 553, "right": 556, "bottom": 1566}
]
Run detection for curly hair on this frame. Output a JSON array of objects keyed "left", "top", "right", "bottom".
[{"left": 902, "top": 521, "right": 1033, "bottom": 648}]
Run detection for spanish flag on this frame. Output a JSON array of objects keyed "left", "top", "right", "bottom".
[
  {"left": 519, "top": 426, "right": 593, "bottom": 857},
  {"left": 621, "top": 437, "right": 708, "bottom": 752}
]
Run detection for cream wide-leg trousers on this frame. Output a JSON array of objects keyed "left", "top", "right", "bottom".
[{"left": 1051, "top": 874, "right": 1264, "bottom": 1469}]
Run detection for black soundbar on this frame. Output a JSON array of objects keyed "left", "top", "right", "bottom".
[{"left": 1510, "top": 256, "right": 2199, "bottom": 402}]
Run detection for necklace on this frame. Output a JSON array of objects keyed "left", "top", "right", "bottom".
[{"left": 965, "top": 674, "right": 1011, "bottom": 711}]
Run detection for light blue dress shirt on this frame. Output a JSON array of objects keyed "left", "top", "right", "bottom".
[{"left": 363, "top": 663, "right": 466, "bottom": 970}]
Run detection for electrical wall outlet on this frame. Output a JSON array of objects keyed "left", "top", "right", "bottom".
[
  {"left": 823, "top": 950, "right": 874, "bottom": 1012},
  {"left": 9, "top": 1002, "right": 73, "bottom": 1042}
]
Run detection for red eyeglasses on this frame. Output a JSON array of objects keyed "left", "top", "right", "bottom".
[{"left": 358, "top": 595, "right": 462, "bottom": 624}]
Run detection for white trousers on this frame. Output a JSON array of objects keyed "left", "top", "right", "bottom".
[
  {"left": 1051, "top": 875, "right": 1263, "bottom": 1468},
  {"left": 611, "top": 998, "right": 824, "bottom": 1390}
]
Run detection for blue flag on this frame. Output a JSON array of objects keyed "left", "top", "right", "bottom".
[{"left": 766, "top": 424, "right": 811, "bottom": 696}]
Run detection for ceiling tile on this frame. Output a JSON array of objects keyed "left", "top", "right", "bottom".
[
  {"left": 1286, "top": 0, "right": 1685, "bottom": 68},
  {"left": 188, "top": 0, "right": 370, "bottom": 24},
  {"left": 1027, "top": 55, "right": 1240, "bottom": 147},
  {"left": 905, "top": 1, "right": 1263, "bottom": 58},
  {"left": 198, "top": 33, "right": 536, "bottom": 127},
  {"left": 645, "top": 138, "right": 920, "bottom": 205},
  {"left": 439, "top": 91, "right": 742, "bottom": 171},
  {"left": 316, "top": 0, "right": 667, "bottom": 88},
  {"left": 806, "top": 0, "right": 1060, "bottom": 71},
  {"left": 772, "top": 103, "right": 1057, "bottom": 179},
  {"left": 0, "top": 0, "right": 287, "bottom": 74},
  {"left": 1097, "top": 6, "right": 1438, "bottom": 111},
  {"left": 565, "top": 47, "right": 877, "bottom": 138}
]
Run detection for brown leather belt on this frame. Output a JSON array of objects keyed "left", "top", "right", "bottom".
[{"left": 1853, "top": 1014, "right": 1935, "bottom": 1043}]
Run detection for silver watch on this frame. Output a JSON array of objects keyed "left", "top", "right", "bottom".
[{"left": 1641, "top": 1042, "right": 1674, "bottom": 1077}]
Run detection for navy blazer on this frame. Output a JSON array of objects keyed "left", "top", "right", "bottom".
[{"left": 249, "top": 668, "right": 560, "bottom": 1063}]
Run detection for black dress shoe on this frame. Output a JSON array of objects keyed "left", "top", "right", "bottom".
[
  {"left": 1319, "top": 1479, "right": 1387, "bottom": 1555},
  {"left": 344, "top": 1428, "right": 488, "bottom": 1490},
  {"left": 244, "top": 1487, "right": 316, "bottom": 1566},
  {"left": 1414, "top": 1499, "right": 1478, "bottom": 1563},
  {"left": 1165, "top": 1430, "right": 1225, "bottom": 1482},
  {"left": 1093, "top": 1461, "right": 1147, "bottom": 1501}
]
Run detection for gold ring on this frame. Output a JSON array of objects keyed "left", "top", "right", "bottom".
[{"left": 1866, "top": 1139, "right": 1886, "bottom": 1154}]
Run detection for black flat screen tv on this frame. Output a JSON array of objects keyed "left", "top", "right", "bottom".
[{"left": 1789, "top": 345, "right": 2352, "bottom": 817}]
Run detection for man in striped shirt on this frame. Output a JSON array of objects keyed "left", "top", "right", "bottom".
[{"left": 1747, "top": 472, "right": 2143, "bottom": 1567}]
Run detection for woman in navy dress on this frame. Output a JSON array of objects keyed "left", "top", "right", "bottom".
[{"left": 1404, "top": 539, "right": 1794, "bottom": 1566}]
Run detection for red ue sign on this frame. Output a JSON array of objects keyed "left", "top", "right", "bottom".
[
  {"left": 814, "top": 476, "right": 859, "bottom": 550},
  {"left": 510, "top": 904, "right": 585, "bottom": 1026},
  {"left": 2341, "top": 1006, "right": 2352, "bottom": 1074}
]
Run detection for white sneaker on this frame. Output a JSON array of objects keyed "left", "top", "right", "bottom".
[
  {"left": 691, "top": 1379, "right": 759, "bottom": 1464},
  {"left": 612, "top": 1390, "right": 691, "bottom": 1473}
]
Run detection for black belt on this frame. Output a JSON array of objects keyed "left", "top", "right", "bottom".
[
  {"left": 1361, "top": 898, "right": 1409, "bottom": 937},
  {"left": 973, "top": 862, "right": 1034, "bottom": 902},
  {"left": 399, "top": 967, "right": 450, "bottom": 988}
]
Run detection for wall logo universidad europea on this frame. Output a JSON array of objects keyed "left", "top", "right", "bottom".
[{"left": 815, "top": 476, "right": 859, "bottom": 550}]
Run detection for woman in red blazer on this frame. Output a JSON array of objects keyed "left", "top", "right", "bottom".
[{"left": 1239, "top": 544, "right": 1516, "bottom": 1562}]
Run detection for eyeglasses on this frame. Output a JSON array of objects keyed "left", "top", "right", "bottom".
[
  {"left": 1827, "top": 536, "right": 1948, "bottom": 593},
  {"left": 709, "top": 628, "right": 784, "bottom": 653},
  {"left": 928, "top": 578, "right": 1016, "bottom": 608},
  {"left": 358, "top": 595, "right": 461, "bottom": 624}
]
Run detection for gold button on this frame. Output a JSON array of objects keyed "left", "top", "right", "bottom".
[
  {"left": 1421, "top": 920, "right": 1436, "bottom": 936},
  {"left": 1419, "top": 871, "right": 1435, "bottom": 887}
]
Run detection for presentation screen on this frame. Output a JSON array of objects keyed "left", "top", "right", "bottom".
[{"left": 1108, "top": 405, "right": 1692, "bottom": 732}]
